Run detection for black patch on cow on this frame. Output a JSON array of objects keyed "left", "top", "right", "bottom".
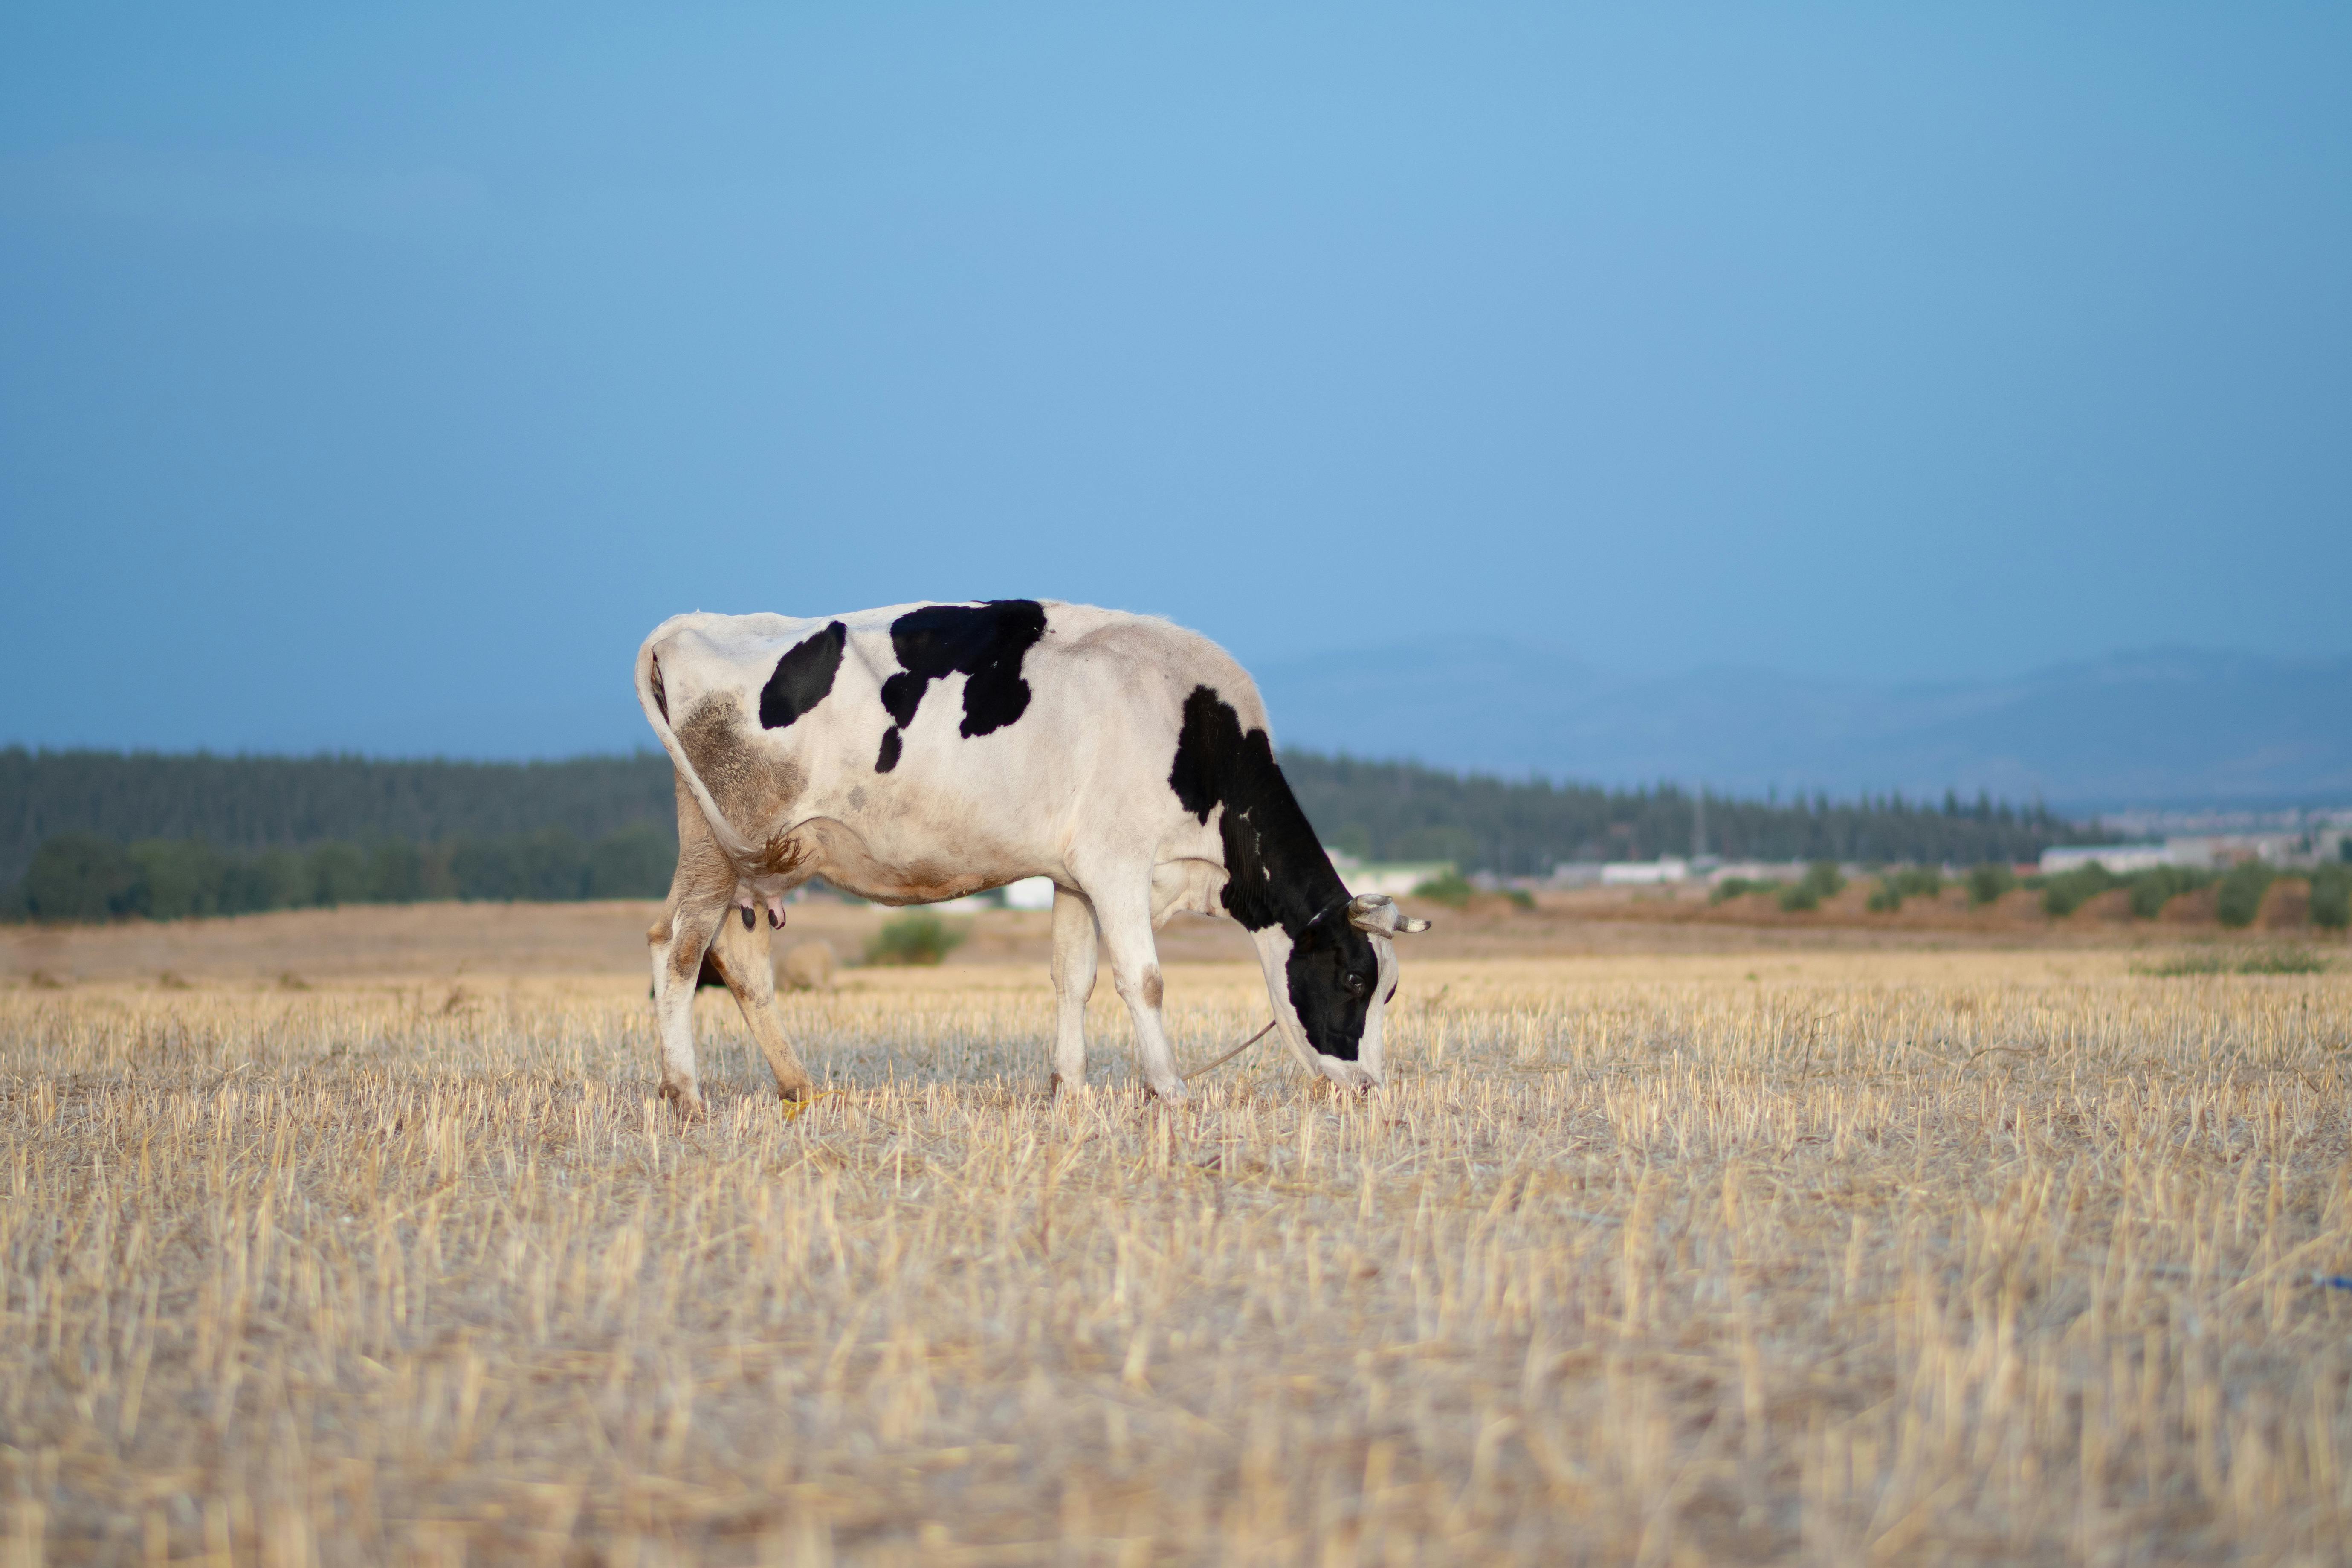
[
  {"left": 873, "top": 600, "right": 1047, "bottom": 771},
  {"left": 1169, "top": 684, "right": 1376, "bottom": 1060},
  {"left": 760, "top": 621, "right": 846, "bottom": 731}
]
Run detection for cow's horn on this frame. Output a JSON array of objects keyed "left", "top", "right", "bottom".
[{"left": 1347, "top": 893, "right": 1433, "bottom": 935}]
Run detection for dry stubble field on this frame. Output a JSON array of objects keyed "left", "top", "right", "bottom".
[{"left": 5, "top": 923, "right": 2352, "bottom": 1565}]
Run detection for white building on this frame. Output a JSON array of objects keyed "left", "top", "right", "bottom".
[
  {"left": 1602, "top": 858, "right": 1689, "bottom": 886},
  {"left": 2044, "top": 835, "right": 2327, "bottom": 875},
  {"left": 2039, "top": 844, "right": 2181, "bottom": 875},
  {"left": 1325, "top": 849, "right": 1457, "bottom": 899}
]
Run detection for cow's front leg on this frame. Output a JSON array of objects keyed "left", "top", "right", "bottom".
[
  {"left": 1048, "top": 885, "right": 1098, "bottom": 1093},
  {"left": 1086, "top": 886, "right": 1186, "bottom": 1102},
  {"left": 703, "top": 908, "right": 816, "bottom": 1101},
  {"left": 648, "top": 900, "right": 730, "bottom": 1116}
]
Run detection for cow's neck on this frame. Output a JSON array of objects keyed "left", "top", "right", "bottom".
[
  {"left": 1214, "top": 762, "right": 1349, "bottom": 938},
  {"left": 1167, "top": 684, "right": 1349, "bottom": 939}
]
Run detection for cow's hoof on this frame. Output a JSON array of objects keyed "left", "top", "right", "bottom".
[
  {"left": 777, "top": 1080, "right": 818, "bottom": 1103},
  {"left": 1143, "top": 1081, "right": 1190, "bottom": 1106},
  {"left": 662, "top": 1086, "right": 708, "bottom": 1121}
]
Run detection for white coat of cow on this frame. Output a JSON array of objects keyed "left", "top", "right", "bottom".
[{"left": 635, "top": 600, "right": 1427, "bottom": 1113}]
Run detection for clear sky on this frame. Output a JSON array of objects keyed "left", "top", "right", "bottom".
[{"left": 4, "top": 5, "right": 2346, "bottom": 758}]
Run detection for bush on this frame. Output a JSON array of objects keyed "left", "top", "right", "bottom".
[
  {"left": 1867, "top": 878, "right": 1902, "bottom": 913},
  {"left": 1411, "top": 870, "right": 1475, "bottom": 909},
  {"left": 365, "top": 839, "right": 435, "bottom": 903},
  {"left": 309, "top": 842, "right": 372, "bottom": 907},
  {"left": 1892, "top": 867, "right": 1944, "bottom": 898},
  {"left": 2313, "top": 864, "right": 2350, "bottom": 932},
  {"left": 1967, "top": 863, "right": 2016, "bottom": 907},
  {"left": 2215, "top": 861, "right": 2277, "bottom": 929},
  {"left": 1778, "top": 861, "right": 1845, "bottom": 913},
  {"left": 865, "top": 908, "right": 967, "bottom": 966},
  {"left": 2137, "top": 946, "right": 2329, "bottom": 977},
  {"left": 128, "top": 838, "right": 229, "bottom": 920},
  {"left": 1710, "top": 876, "right": 1782, "bottom": 905},
  {"left": 1506, "top": 887, "right": 1535, "bottom": 911},
  {"left": 2123, "top": 865, "right": 2213, "bottom": 919},
  {"left": 449, "top": 838, "right": 522, "bottom": 901},
  {"left": 588, "top": 824, "right": 676, "bottom": 898},
  {"left": 20, "top": 833, "right": 138, "bottom": 922},
  {"left": 2039, "top": 863, "right": 2122, "bottom": 917}
]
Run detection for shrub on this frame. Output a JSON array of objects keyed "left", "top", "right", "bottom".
[
  {"left": 365, "top": 840, "right": 429, "bottom": 903},
  {"left": 251, "top": 849, "right": 313, "bottom": 910},
  {"left": 2215, "top": 861, "right": 2277, "bottom": 929},
  {"left": 865, "top": 909, "right": 967, "bottom": 966},
  {"left": 2136, "top": 946, "right": 2329, "bottom": 977},
  {"left": 2040, "top": 863, "right": 2122, "bottom": 918},
  {"left": 450, "top": 838, "right": 522, "bottom": 901},
  {"left": 1967, "top": 863, "right": 2016, "bottom": 907},
  {"left": 1506, "top": 888, "right": 1535, "bottom": 911},
  {"left": 1710, "top": 877, "right": 1781, "bottom": 904},
  {"left": 1867, "top": 878, "right": 1902, "bottom": 913},
  {"left": 128, "top": 838, "right": 229, "bottom": 920},
  {"left": 1411, "top": 870, "right": 1475, "bottom": 909},
  {"left": 2312, "top": 864, "right": 2350, "bottom": 931},
  {"left": 1778, "top": 861, "right": 1845, "bottom": 913},
  {"left": 20, "top": 833, "right": 138, "bottom": 922},
  {"left": 1893, "top": 867, "right": 1944, "bottom": 898},
  {"left": 2124, "top": 865, "right": 2213, "bottom": 919},
  {"left": 588, "top": 824, "right": 676, "bottom": 899},
  {"left": 309, "top": 842, "right": 373, "bottom": 907}
]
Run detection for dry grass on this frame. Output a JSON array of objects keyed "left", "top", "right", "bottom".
[{"left": 6, "top": 951, "right": 2352, "bottom": 1564}]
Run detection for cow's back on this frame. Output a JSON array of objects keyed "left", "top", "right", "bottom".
[{"left": 640, "top": 601, "right": 1269, "bottom": 902}]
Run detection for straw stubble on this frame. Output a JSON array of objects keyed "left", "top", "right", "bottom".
[{"left": 2, "top": 953, "right": 2349, "bottom": 1563}]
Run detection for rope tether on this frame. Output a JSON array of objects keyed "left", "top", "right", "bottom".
[{"left": 1185, "top": 1020, "right": 1278, "bottom": 1080}]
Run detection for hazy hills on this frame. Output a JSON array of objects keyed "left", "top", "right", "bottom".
[{"left": 1254, "top": 644, "right": 2352, "bottom": 809}]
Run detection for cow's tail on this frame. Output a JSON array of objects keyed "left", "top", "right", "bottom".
[{"left": 633, "top": 629, "right": 762, "bottom": 869}]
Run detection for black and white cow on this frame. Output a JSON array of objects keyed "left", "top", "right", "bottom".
[{"left": 635, "top": 600, "right": 1428, "bottom": 1112}]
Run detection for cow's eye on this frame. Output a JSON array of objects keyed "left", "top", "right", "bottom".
[{"left": 1344, "top": 972, "right": 1370, "bottom": 997}]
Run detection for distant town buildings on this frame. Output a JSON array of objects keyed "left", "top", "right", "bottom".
[{"left": 2040, "top": 826, "right": 2352, "bottom": 875}]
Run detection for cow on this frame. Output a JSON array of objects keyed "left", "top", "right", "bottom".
[{"left": 634, "top": 600, "right": 1429, "bottom": 1114}]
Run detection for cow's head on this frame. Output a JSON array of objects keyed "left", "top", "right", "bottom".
[{"left": 1268, "top": 893, "right": 1431, "bottom": 1090}]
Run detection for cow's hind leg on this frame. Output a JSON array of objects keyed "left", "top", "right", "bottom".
[
  {"left": 1049, "top": 885, "right": 1098, "bottom": 1093},
  {"left": 704, "top": 909, "right": 816, "bottom": 1101},
  {"left": 648, "top": 785, "right": 737, "bottom": 1116},
  {"left": 649, "top": 900, "right": 729, "bottom": 1115},
  {"left": 1084, "top": 881, "right": 1187, "bottom": 1102}
]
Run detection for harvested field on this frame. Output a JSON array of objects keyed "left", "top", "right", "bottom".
[{"left": 5, "top": 915, "right": 2352, "bottom": 1562}]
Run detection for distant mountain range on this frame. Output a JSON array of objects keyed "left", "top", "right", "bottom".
[{"left": 1253, "top": 644, "right": 2352, "bottom": 810}]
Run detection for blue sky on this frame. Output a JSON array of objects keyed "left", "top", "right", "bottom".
[{"left": 3, "top": 5, "right": 2346, "bottom": 758}]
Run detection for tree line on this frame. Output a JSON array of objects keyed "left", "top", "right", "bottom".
[
  {"left": 1, "top": 747, "right": 678, "bottom": 890},
  {"left": 1281, "top": 753, "right": 2091, "bottom": 875},
  {"left": 8, "top": 826, "right": 678, "bottom": 923},
  {"left": 2, "top": 745, "right": 2096, "bottom": 922}
]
